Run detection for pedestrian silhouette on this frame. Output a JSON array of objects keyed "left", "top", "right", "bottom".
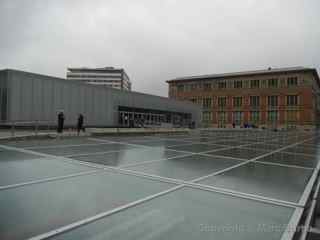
[
  {"left": 77, "top": 113, "right": 85, "bottom": 135},
  {"left": 57, "top": 111, "right": 65, "bottom": 133}
]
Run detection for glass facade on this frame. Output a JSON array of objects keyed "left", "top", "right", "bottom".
[{"left": 118, "top": 106, "right": 192, "bottom": 127}]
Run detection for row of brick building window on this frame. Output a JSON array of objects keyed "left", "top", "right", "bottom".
[
  {"left": 198, "top": 95, "right": 298, "bottom": 108},
  {"left": 250, "top": 96, "right": 260, "bottom": 106},
  {"left": 204, "top": 110, "right": 298, "bottom": 124},
  {"left": 175, "top": 77, "right": 299, "bottom": 92},
  {"left": 202, "top": 98, "right": 212, "bottom": 108},
  {"left": 233, "top": 97, "right": 242, "bottom": 107}
]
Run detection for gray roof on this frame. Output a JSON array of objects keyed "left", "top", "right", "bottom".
[
  {"left": 167, "top": 67, "right": 318, "bottom": 82},
  {"left": 67, "top": 66, "right": 123, "bottom": 72}
]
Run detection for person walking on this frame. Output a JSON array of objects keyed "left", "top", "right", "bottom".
[
  {"left": 77, "top": 113, "right": 85, "bottom": 135},
  {"left": 124, "top": 115, "right": 128, "bottom": 126},
  {"left": 57, "top": 111, "right": 65, "bottom": 134}
]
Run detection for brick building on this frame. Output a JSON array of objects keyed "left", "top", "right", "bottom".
[{"left": 167, "top": 67, "right": 320, "bottom": 129}]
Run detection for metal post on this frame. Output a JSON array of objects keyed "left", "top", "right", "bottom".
[
  {"left": 35, "top": 120, "right": 39, "bottom": 136},
  {"left": 11, "top": 122, "right": 15, "bottom": 138}
]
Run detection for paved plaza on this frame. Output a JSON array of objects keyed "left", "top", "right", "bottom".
[{"left": 0, "top": 130, "right": 319, "bottom": 240}]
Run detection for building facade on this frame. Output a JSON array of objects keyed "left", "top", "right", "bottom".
[
  {"left": 0, "top": 69, "right": 200, "bottom": 127},
  {"left": 66, "top": 67, "right": 131, "bottom": 91},
  {"left": 167, "top": 67, "right": 320, "bottom": 129}
]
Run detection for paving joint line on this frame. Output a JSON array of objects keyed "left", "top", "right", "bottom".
[
  {"left": 90, "top": 137, "right": 268, "bottom": 152},
  {"left": 88, "top": 137, "right": 275, "bottom": 163},
  {"left": 254, "top": 160, "right": 315, "bottom": 170},
  {"left": 64, "top": 148, "right": 151, "bottom": 158},
  {"left": 89, "top": 137, "right": 152, "bottom": 149},
  {"left": 162, "top": 142, "right": 227, "bottom": 148},
  {"left": 198, "top": 152, "right": 248, "bottom": 161},
  {"left": 300, "top": 143, "right": 319, "bottom": 147},
  {"left": 0, "top": 169, "right": 103, "bottom": 191},
  {"left": 89, "top": 137, "right": 220, "bottom": 156},
  {"left": 107, "top": 164, "right": 303, "bottom": 207},
  {"left": 84, "top": 137, "right": 250, "bottom": 164},
  {"left": 0, "top": 144, "right": 106, "bottom": 170},
  {"left": 185, "top": 182, "right": 303, "bottom": 208},
  {"left": 27, "top": 185, "right": 184, "bottom": 240},
  {"left": 57, "top": 147, "right": 309, "bottom": 209},
  {"left": 0, "top": 143, "right": 188, "bottom": 190},
  {"left": 191, "top": 136, "right": 317, "bottom": 184},
  {"left": 113, "top": 138, "right": 195, "bottom": 146},
  {"left": 25, "top": 142, "right": 110, "bottom": 150},
  {"left": 281, "top": 151, "right": 318, "bottom": 158},
  {"left": 1, "top": 134, "right": 317, "bottom": 240},
  {"left": 152, "top": 138, "right": 195, "bottom": 144},
  {"left": 107, "top": 136, "right": 304, "bottom": 166},
  {"left": 119, "top": 153, "right": 194, "bottom": 168},
  {"left": 50, "top": 156, "right": 305, "bottom": 209},
  {"left": 1, "top": 138, "right": 305, "bottom": 209}
]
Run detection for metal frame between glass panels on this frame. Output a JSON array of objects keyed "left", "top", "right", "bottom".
[{"left": 0, "top": 130, "right": 319, "bottom": 240}]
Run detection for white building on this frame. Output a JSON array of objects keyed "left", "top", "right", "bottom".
[{"left": 66, "top": 67, "right": 131, "bottom": 91}]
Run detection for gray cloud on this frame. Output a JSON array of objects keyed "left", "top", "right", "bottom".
[{"left": 0, "top": 0, "right": 319, "bottom": 96}]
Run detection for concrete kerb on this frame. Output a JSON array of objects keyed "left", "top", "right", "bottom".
[
  {"left": 89, "top": 128, "right": 190, "bottom": 137},
  {"left": 0, "top": 128, "right": 191, "bottom": 142}
]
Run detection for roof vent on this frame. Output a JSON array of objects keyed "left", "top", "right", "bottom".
[{"left": 268, "top": 67, "right": 272, "bottom": 70}]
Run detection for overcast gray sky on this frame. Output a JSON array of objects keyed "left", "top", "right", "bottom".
[{"left": 0, "top": 0, "right": 319, "bottom": 96}]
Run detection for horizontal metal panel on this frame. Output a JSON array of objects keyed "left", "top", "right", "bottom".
[{"left": 2, "top": 70, "right": 201, "bottom": 126}]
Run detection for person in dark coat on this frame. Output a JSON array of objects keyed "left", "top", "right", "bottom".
[
  {"left": 57, "top": 112, "right": 65, "bottom": 133},
  {"left": 77, "top": 113, "right": 85, "bottom": 135}
]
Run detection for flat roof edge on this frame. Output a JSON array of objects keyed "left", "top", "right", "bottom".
[
  {"left": 166, "top": 67, "right": 319, "bottom": 83},
  {"left": 0, "top": 68, "right": 198, "bottom": 109}
]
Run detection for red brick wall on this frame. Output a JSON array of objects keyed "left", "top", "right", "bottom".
[{"left": 168, "top": 71, "right": 318, "bottom": 128}]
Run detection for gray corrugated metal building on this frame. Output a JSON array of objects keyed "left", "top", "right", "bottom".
[{"left": 0, "top": 69, "right": 201, "bottom": 127}]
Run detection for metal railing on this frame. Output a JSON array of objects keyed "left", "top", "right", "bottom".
[
  {"left": 0, "top": 120, "right": 54, "bottom": 138},
  {"left": 299, "top": 174, "right": 320, "bottom": 240}
]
